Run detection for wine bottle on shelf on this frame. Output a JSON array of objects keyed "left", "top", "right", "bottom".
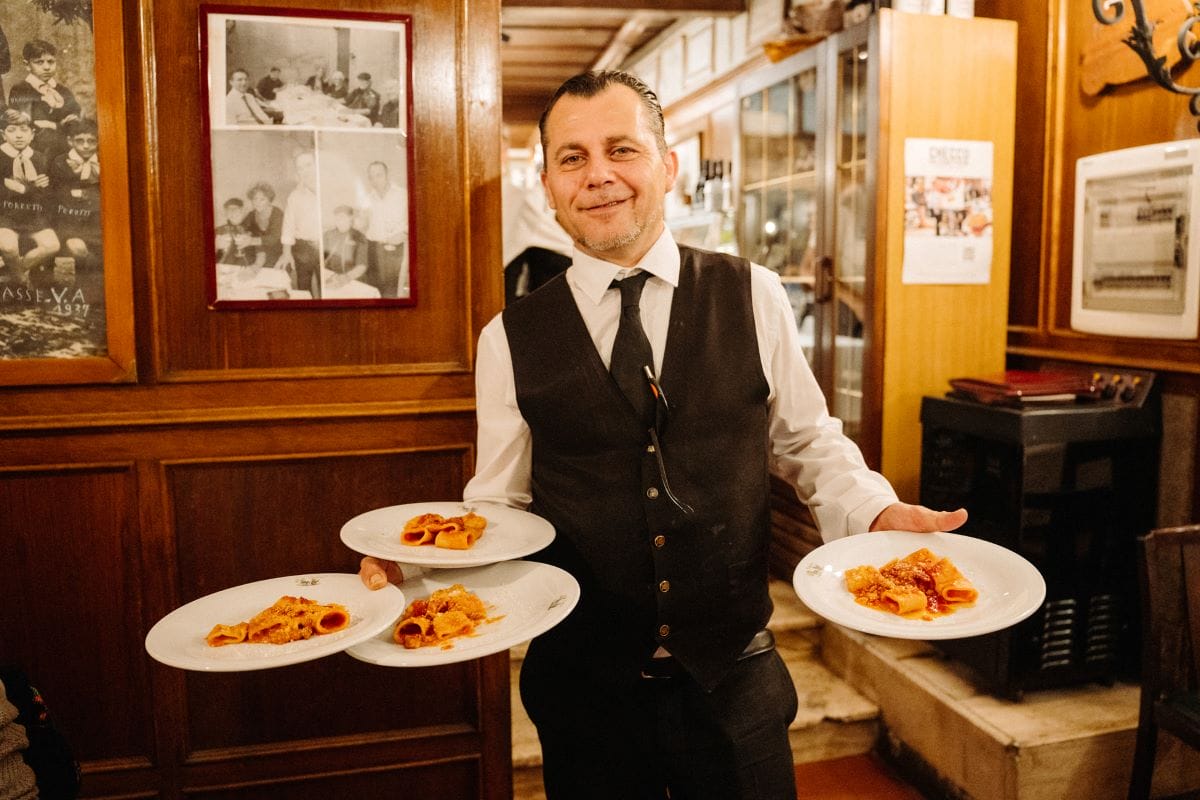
[
  {"left": 704, "top": 160, "right": 719, "bottom": 213},
  {"left": 719, "top": 161, "right": 733, "bottom": 214},
  {"left": 695, "top": 159, "right": 709, "bottom": 211}
]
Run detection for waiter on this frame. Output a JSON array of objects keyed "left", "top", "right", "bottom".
[{"left": 361, "top": 70, "right": 965, "bottom": 800}]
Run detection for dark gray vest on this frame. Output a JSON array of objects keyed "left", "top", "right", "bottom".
[{"left": 503, "top": 245, "right": 772, "bottom": 690}]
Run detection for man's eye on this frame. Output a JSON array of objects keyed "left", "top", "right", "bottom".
[{"left": 561, "top": 155, "right": 582, "bottom": 166}]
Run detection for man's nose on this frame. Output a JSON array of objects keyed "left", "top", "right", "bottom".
[{"left": 583, "top": 157, "right": 615, "bottom": 187}]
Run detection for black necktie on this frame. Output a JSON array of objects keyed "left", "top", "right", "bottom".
[{"left": 609, "top": 271, "right": 656, "bottom": 428}]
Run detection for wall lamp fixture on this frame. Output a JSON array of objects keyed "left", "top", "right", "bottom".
[{"left": 1092, "top": 0, "right": 1200, "bottom": 126}]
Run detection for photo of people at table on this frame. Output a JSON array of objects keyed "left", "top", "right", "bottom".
[
  {"left": 204, "top": 10, "right": 411, "bottom": 306},
  {"left": 208, "top": 11, "right": 406, "bottom": 132},
  {"left": 0, "top": 9, "right": 108, "bottom": 359},
  {"left": 208, "top": 129, "right": 410, "bottom": 303}
]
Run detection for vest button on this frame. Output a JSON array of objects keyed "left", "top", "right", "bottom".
[
  {"left": 646, "top": 487, "right": 659, "bottom": 499},
  {"left": 653, "top": 535, "right": 666, "bottom": 548},
  {"left": 658, "top": 580, "right": 670, "bottom": 592},
  {"left": 646, "top": 444, "right": 656, "bottom": 453},
  {"left": 658, "top": 624, "right": 670, "bottom": 637}
]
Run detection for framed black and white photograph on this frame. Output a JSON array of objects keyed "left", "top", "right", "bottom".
[
  {"left": 0, "top": 0, "right": 135, "bottom": 383},
  {"left": 200, "top": 6, "right": 414, "bottom": 308}
]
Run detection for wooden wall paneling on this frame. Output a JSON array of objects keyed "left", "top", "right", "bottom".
[
  {"left": 134, "top": 0, "right": 494, "bottom": 380},
  {"left": 1, "top": 409, "right": 504, "bottom": 798},
  {"left": 467, "top": 0, "right": 506, "bottom": 351},
  {"left": 1003, "top": 0, "right": 1200, "bottom": 374},
  {"left": 876, "top": 11, "right": 1016, "bottom": 499},
  {"left": 987, "top": 0, "right": 1053, "bottom": 332},
  {"left": 0, "top": 464, "right": 155, "bottom": 779}
]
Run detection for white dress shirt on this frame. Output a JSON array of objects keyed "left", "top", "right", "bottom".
[{"left": 463, "top": 228, "right": 898, "bottom": 541}]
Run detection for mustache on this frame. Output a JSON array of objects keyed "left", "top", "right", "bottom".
[{"left": 581, "top": 194, "right": 631, "bottom": 210}]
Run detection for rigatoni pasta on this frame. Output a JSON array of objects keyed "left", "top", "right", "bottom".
[
  {"left": 393, "top": 583, "right": 501, "bottom": 649},
  {"left": 400, "top": 512, "right": 487, "bottom": 550},
  {"left": 844, "top": 548, "right": 978, "bottom": 620},
  {"left": 205, "top": 595, "right": 351, "bottom": 647}
]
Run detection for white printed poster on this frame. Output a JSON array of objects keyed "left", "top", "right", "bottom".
[{"left": 902, "top": 138, "right": 994, "bottom": 284}]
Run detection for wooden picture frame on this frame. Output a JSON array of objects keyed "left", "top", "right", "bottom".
[
  {"left": 199, "top": 5, "right": 416, "bottom": 309},
  {"left": 0, "top": 0, "right": 136, "bottom": 384}
]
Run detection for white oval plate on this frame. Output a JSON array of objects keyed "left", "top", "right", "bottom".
[
  {"left": 145, "top": 573, "right": 405, "bottom": 671},
  {"left": 344, "top": 560, "right": 580, "bottom": 667},
  {"left": 793, "top": 531, "right": 1045, "bottom": 640},
  {"left": 339, "top": 501, "right": 555, "bottom": 568}
]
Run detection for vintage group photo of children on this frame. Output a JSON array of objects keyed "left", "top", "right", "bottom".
[{"left": 0, "top": 5, "right": 104, "bottom": 359}]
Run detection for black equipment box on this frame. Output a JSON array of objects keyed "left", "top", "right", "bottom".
[{"left": 919, "top": 366, "right": 1160, "bottom": 699}]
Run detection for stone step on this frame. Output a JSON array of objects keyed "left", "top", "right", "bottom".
[
  {"left": 511, "top": 579, "right": 881, "bottom": 798},
  {"left": 818, "top": 620, "right": 1200, "bottom": 800}
]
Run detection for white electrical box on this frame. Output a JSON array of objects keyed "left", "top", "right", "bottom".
[{"left": 1072, "top": 140, "right": 1200, "bottom": 340}]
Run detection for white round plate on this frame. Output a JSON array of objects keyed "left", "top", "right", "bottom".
[
  {"left": 145, "top": 573, "right": 405, "bottom": 671},
  {"left": 792, "top": 531, "right": 1045, "bottom": 640},
  {"left": 339, "top": 501, "right": 555, "bottom": 568},
  {"left": 344, "top": 560, "right": 580, "bottom": 667}
]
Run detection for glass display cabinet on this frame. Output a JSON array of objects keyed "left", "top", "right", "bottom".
[{"left": 735, "top": 9, "right": 1016, "bottom": 500}]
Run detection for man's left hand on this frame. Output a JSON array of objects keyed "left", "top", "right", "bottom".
[{"left": 869, "top": 502, "right": 967, "bottom": 533}]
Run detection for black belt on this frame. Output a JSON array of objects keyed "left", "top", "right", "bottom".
[{"left": 639, "top": 629, "right": 775, "bottom": 680}]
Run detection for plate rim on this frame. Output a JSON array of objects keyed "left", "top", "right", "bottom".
[
  {"left": 144, "top": 572, "right": 405, "bottom": 672},
  {"left": 339, "top": 500, "right": 556, "bottom": 567},
  {"left": 343, "top": 559, "right": 580, "bottom": 667},
  {"left": 792, "top": 530, "right": 1046, "bottom": 640}
]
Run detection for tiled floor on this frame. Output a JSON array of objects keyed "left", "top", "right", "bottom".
[
  {"left": 514, "top": 754, "right": 926, "bottom": 800},
  {"left": 795, "top": 753, "right": 926, "bottom": 799}
]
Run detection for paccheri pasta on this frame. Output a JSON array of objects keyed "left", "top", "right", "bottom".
[
  {"left": 844, "top": 548, "right": 978, "bottom": 620},
  {"left": 400, "top": 512, "right": 487, "bottom": 550},
  {"left": 205, "top": 595, "right": 351, "bottom": 647},
  {"left": 393, "top": 583, "right": 501, "bottom": 649}
]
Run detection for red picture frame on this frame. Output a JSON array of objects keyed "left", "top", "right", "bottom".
[{"left": 199, "top": 5, "right": 416, "bottom": 309}]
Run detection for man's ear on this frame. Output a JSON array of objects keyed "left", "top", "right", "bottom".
[
  {"left": 663, "top": 150, "right": 679, "bottom": 193},
  {"left": 540, "top": 170, "right": 556, "bottom": 210}
]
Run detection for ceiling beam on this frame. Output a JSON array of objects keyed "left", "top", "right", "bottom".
[{"left": 590, "top": 13, "right": 652, "bottom": 71}]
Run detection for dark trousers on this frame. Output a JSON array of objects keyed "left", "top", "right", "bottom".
[
  {"left": 368, "top": 240, "right": 405, "bottom": 298},
  {"left": 292, "top": 239, "right": 320, "bottom": 298},
  {"left": 519, "top": 642, "right": 799, "bottom": 800}
]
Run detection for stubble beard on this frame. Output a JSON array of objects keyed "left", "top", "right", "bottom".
[{"left": 563, "top": 203, "right": 663, "bottom": 256}]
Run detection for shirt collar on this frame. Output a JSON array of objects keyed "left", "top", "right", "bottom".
[
  {"left": 25, "top": 74, "right": 56, "bottom": 91},
  {"left": 568, "top": 227, "right": 680, "bottom": 306}
]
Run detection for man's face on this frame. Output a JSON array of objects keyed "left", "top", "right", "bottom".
[
  {"left": 368, "top": 163, "right": 388, "bottom": 192},
  {"left": 250, "top": 191, "right": 271, "bottom": 212},
  {"left": 295, "top": 152, "right": 316, "bottom": 190},
  {"left": 230, "top": 72, "right": 248, "bottom": 92},
  {"left": 4, "top": 124, "right": 33, "bottom": 151},
  {"left": 540, "top": 85, "right": 676, "bottom": 266},
  {"left": 26, "top": 54, "right": 56, "bottom": 82},
  {"left": 71, "top": 133, "right": 98, "bottom": 158},
  {"left": 334, "top": 212, "right": 352, "bottom": 232},
  {"left": 224, "top": 204, "right": 245, "bottom": 225}
]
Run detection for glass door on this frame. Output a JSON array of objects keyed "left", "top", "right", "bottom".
[
  {"left": 824, "top": 23, "right": 874, "bottom": 444},
  {"left": 737, "top": 48, "right": 823, "bottom": 364}
]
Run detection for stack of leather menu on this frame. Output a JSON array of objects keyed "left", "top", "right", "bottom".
[{"left": 948, "top": 370, "right": 1096, "bottom": 406}]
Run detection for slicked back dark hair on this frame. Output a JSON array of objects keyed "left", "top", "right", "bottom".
[{"left": 538, "top": 70, "right": 667, "bottom": 165}]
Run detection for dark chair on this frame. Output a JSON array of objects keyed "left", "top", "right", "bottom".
[{"left": 1128, "top": 524, "right": 1200, "bottom": 800}]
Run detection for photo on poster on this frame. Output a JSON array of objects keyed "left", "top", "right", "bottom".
[
  {"left": 201, "top": 6, "right": 414, "bottom": 307},
  {"left": 901, "top": 138, "right": 994, "bottom": 285},
  {"left": 0, "top": 3, "right": 105, "bottom": 359}
]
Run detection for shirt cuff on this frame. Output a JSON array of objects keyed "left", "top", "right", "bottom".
[{"left": 845, "top": 495, "right": 899, "bottom": 539}]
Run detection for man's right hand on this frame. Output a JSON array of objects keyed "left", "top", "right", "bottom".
[{"left": 359, "top": 557, "right": 403, "bottom": 589}]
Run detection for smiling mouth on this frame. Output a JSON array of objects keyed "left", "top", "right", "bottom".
[{"left": 583, "top": 197, "right": 629, "bottom": 211}]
